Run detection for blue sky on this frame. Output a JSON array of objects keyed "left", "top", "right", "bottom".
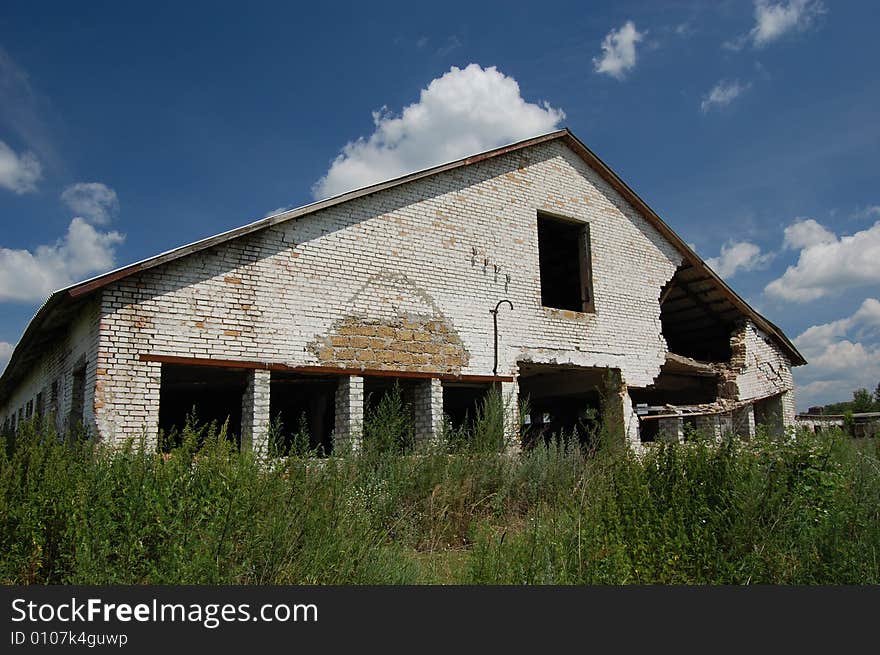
[{"left": 0, "top": 1, "right": 878, "bottom": 409}]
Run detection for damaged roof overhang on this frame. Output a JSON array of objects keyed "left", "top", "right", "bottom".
[
  {"left": 0, "top": 128, "right": 806, "bottom": 401},
  {"left": 663, "top": 353, "right": 718, "bottom": 377}
]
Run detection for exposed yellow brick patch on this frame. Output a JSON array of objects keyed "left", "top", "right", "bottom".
[{"left": 309, "top": 313, "right": 470, "bottom": 375}]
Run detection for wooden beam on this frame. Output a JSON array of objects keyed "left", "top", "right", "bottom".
[
  {"left": 662, "top": 301, "right": 730, "bottom": 318},
  {"left": 675, "top": 278, "right": 732, "bottom": 329},
  {"left": 138, "top": 353, "right": 513, "bottom": 383}
]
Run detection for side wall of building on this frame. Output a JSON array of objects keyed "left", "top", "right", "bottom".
[{"left": 1, "top": 298, "right": 101, "bottom": 435}]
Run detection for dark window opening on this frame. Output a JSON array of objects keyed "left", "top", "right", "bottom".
[
  {"left": 754, "top": 395, "right": 784, "bottom": 437},
  {"left": 269, "top": 372, "right": 336, "bottom": 456},
  {"left": 639, "top": 416, "right": 659, "bottom": 443},
  {"left": 537, "top": 213, "right": 594, "bottom": 312},
  {"left": 69, "top": 364, "right": 86, "bottom": 430},
  {"left": 521, "top": 391, "right": 602, "bottom": 449},
  {"left": 50, "top": 379, "right": 59, "bottom": 415},
  {"left": 158, "top": 364, "right": 247, "bottom": 450},
  {"left": 25, "top": 400, "right": 33, "bottom": 419},
  {"left": 682, "top": 415, "right": 699, "bottom": 439},
  {"left": 442, "top": 382, "right": 491, "bottom": 432},
  {"left": 35, "top": 392, "right": 44, "bottom": 420},
  {"left": 629, "top": 373, "right": 718, "bottom": 407},
  {"left": 518, "top": 364, "right": 607, "bottom": 449},
  {"left": 363, "top": 376, "right": 418, "bottom": 450}
]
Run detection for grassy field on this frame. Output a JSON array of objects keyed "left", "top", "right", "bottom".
[{"left": 2, "top": 390, "right": 879, "bottom": 584}]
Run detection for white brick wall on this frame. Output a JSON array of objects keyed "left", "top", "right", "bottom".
[
  {"left": 2, "top": 140, "right": 798, "bottom": 445},
  {"left": 94, "top": 141, "right": 694, "bottom": 444},
  {"left": 1, "top": 298, "right": 101, "bottom": 435},
  {"left": 735, "top": 322, "right": 794, "bottom": 400},
  {"left": 333, "top": 375, "right": 363, "bottom": 453},
  {"left": 413, "top": 378, "right": 443, "bottom": 446}
]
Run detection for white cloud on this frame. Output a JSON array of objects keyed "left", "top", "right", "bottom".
[
  {"left": 313, "top": 64, "right": 565, "bottom": 199},
  {"left": 0, "top": 139, "right": 41, "bottom": 193},
  {"left": 264, "top": 205, "right": 293, "bottom": 217},
  {"left": 751, "top": 0, "right": 825, "bottom": 47},
  {"left": 782, "top": 217, "right": 836, "bottom": 250},
  {"left": 0, "top": 218, "right": 124, "bottom": 302},
  {"left": 705, "top": 240, "right": 773, "bottom": 278},
  {"left": 0, "top": 182, "right": 125, "bottom": 303},
  {"left": 0, "top": 341, "right": 11, "bottom": 374},
  {"left": 700, "top": 80, "right": 749, "bottom": 112},
  {"left": 727, "top": 1, "right": 826, "bottom": 50},
  {"left": 793, "top": 298, "right": 880, "bottom": 408},
  {"left": 765, "top": 219, "right": 880, "bottom": 302},
  {"left": 60, "top": 182, "right": 119, "bottom": 225},
  {"left": 593, "top": 21, "right": 644, "bottom": 80}
]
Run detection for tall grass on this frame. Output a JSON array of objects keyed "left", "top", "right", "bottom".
[{"left": 1, "top": 403, "right": 878, "bottom": 584}]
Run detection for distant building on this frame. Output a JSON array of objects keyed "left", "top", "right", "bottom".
[{"left": 797, "top": 412, "right": 880, "bottom": 438}]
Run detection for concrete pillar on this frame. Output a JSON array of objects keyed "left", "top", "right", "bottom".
[
  {"left": 780, "top": 390, "right": 796, "bottom": 432},
  {"left": 733, "top": 404, "right": 755, "bottom": 440},
  {"left": 620, "top": 389, "right": 642, "bottom": 452},
  {"left": 499, "top": 379, "right": 521, "bottom": 453},
  {"left": 333, "top": 375, "right": 364, "bottom": 455},
  {"left": 413, "top": 378, "right": 443, "bottom": 448},
  {"left": 658, "top": 416, "right": 684, "bottom": 443},
  {"left": 600, "top": 372, "right": 638, "bottom": 451},
  {"left": 241, "top": 369, "right": 271, "bottom": 457}
]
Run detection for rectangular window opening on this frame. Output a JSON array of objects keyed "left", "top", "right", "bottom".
[
  {"left": 69, "top": 364, "right": 86, "bottom": 430},
  {"left": 269, "top": 372, "right": 336, "bottom": 457},
  {"left": 158, "top": 364, "right": 247, "bottom": 451},
  {"left": 537, "top": 213, "right": 594, "bottom": 312}
]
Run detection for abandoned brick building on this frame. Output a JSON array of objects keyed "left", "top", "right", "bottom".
[{"left": 0, "top": 129, "right": 805, "bottom": 453}]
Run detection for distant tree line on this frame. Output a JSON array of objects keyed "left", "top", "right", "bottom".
[{"left": 810, "top": 383, "right": 880, "bottom": 415}]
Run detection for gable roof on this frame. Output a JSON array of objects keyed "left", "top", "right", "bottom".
[{"left": 0, "top": 128, "right": 806, "bottom": 399}]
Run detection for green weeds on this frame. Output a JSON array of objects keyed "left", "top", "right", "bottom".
[{"left": 1, "top": 408, "right": 878, "bottom": 584}]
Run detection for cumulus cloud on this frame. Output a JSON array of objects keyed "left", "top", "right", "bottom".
[
  {"left": 593, "top": 21, "right": 644, "bottom": 79},
  {"left": 727, "top": 1, "right": 826, "bottom": 50},
  {"left": 705, "top": 240, "right": 773, "bottom": 278},
  {"left": 313, "top": 64, "right": 565, "bottom": 199},
  {"left": 0, "top": 139, "right": 41, "bottom": 193},
  {"left": 793, "top": 298, "right": 880, "bottom": 407},
  {"left": 0, "top": 182, "right": 125, "bottom": 303},
  {"left": 0, "top": 217, "right": 124, "bottom": 302},
  {"left": 751, "top": 0, "right": 825, "bottom": 47},
  {"left": 781, "top": 217, "right": 835, "bottom": 250},
  {"left": 0, "top": 341, "right": 11, "bottom": 374},
  {"left": 700, "top": 80, "right": 749, "bottom": 112},
  {"left": 60, "top": 182, "right": 119, "bottom": 225},
  {"left": 765, "top": 219, "right": 880, "bottom": 302}
]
